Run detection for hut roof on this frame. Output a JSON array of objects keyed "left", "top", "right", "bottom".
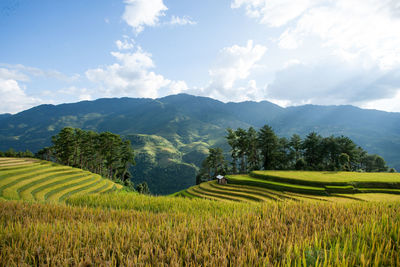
[{"left": 216, "top": 175, "right": 224, "bottom": 179}]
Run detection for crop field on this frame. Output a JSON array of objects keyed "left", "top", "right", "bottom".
[
  {"left": 177, "top": 171, "right": 400, "bottom": 203},
  {"left": 252, "top": 170, "right": 400, "bottom": 186},
  {"left": 0, "top": 157, "right": 122, "bottom": 202},
  {"left": 1, "top": 158, "right": 400, "bottom": 265},
  {"left": 0, "top": 193, "right": 399, "bottom": 265}
]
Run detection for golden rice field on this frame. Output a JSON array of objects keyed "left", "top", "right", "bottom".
[
  {"left": 0, "top": 157, "right": 122, "bottom": 202},
  {"left": 1, "top": 157, "right": 400, "bottom": 265},
  {"left": 0, "top": 193, "right": 399, "bottom": 266}
]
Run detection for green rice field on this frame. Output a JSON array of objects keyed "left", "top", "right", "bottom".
[
  {"left": 175, "top": 170, "right": 400, "bottom": 203},
  {"left": 0, "top": 157, "right": 122, "bottom": 202}
]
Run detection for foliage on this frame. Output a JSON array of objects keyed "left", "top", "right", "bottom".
[
  {"left": 135, "top": 182, "right": 150, "bottom": 194},
  {"left": 38, "top": 127, "right": 135, "bottom": 181},
  {"left": 196, "top": 147, "right": 227, "bottom": 183},
  {"left": 225, "top": 125, "right": 389, "bottom": 173},
  {"left": 0, "top": 148, "right": 34, "bottom": 158}
]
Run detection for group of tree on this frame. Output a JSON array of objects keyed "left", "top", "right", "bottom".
[
  {"left": 0, "top": 148, "right": 34, "bottom": 158},
  {"left": 36, "top": 127, "right": 136, "bottom": 182},
  {"left": 197, "top": 125, "right": 394, "bottom": 183}
]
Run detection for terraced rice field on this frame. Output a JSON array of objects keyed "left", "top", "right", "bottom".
[
  {"left": 0, "top": 157, "right": 122, "bottom": 202},
  {"left": 176, "top": 170, "right": 400, "bottom": 203}
]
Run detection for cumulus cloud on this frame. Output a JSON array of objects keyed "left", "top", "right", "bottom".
[
  {"left": 0, "top": 78, "right": 42, "bottom": 114},
  {"left": 122, "top": 0, "right": 167, "bottom": 33},
  {"left": 201, "top": 40, "right": 267, "bottom": 102},
  {"left": 85, "top": 46, "right": 188, "bottom": 98},
  {"left": 115, "top": 37, "right": 135, "bottom": 50},
  {"left": 168, "top": 15, "right": 196, "bottom": 25},
  {"left": 206, "top": 40, "right": 267, "bottom": 101},
  {"left": 233, "top": 0, "right": 400, "bottom": 70}
]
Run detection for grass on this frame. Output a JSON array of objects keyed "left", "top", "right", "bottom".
[{"left": 0, "top": 157, "right": 122, "bottom": 202}]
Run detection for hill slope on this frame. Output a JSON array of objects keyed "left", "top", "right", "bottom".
[
  {"left": 0, "top": 157, "right": 122, "bottom": 202},
  {"left": 0, "top": 94, "right": 399, "bottom": 194}
]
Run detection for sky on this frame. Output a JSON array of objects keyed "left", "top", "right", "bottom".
[{"left": 1, "top": 0, "right": 400, "bottom": 114}]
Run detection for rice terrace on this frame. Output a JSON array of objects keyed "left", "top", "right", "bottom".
[
  {"left": 3, "top": 0, "right": 400, "bottom": 266},
  {"left": 1, "top": 156, "right": 400, "bottom": 265},
  {"left": 0, "top": 157, "right": 122, "bottom": 202}
]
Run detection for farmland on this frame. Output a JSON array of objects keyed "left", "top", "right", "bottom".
[
  {"left": 177, "top": 171, "right": 400, "bottom": 202},
  {"left": 0, "top": 157, "right": 122, "bottom": 202},
  {"left": 1, "top": 157, "right": 400, "bottom": 265},
  {"left": 0, "top": 193, "right": 399, "bottom": 265}
]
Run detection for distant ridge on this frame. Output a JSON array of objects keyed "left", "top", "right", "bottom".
[{"left": 1, "top": 93, "right": 399, "bottom": 194}]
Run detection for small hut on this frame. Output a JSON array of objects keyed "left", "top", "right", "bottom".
[{"left": 216, "top": 174, "right": 227, "bottom": 185}]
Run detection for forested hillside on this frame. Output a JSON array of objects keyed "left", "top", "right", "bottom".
[{"left": 0, "top": 94, "right": 399, "bottom": 194}]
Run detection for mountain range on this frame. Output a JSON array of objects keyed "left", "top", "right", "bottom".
[{"left": 1, "top": 93, "right": 399, "bottom": 194}]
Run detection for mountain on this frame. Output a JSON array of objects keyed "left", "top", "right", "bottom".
[{"left": 0, "top": 94, "right": 399, "bottom": 194}]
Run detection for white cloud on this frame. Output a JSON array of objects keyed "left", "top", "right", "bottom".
[
  {"left": 0, "top": 63, "right": 79, "bottom": 82},
  {"left": 85, "top": 46, "right": 187, "bottom": 98},
  {"left": 266, "top": 58, "right": 400, "bottom": 107},
  {"left": 208, "top": 40, "right": 267, "bottom": 92},
  {"left": 233, "top": 0, "right": 400, "bottom": 70},
  {"left": 122, "top": 0, "right": 167, "bottom": 33},
  {"left": 361, "top": 89, "right": 400, "bottom": 112},
  {"left": 0, "top": 67, "right": 30, "bottom": 82},
  {"left": 115, "top": 38, "right": 135, "bottom": 50},
  {"left": 168, "top": 15, "right": 196, "bottom": 25},
  {"left": 0, "top": 78, "right": 42, "bottom": 114},
  {"left": 57, "top": 86, "right": 92, "bottom": 101},
  {"left": 231, "top": 0, "right": 317, "bottom": 27}
]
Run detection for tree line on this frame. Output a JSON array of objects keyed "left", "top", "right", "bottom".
[
  {"left": 36, "top": 127, "right": 135, "bottom": 182},
  {"left": 0, "top": 148, "right": 34, "bottom": 158},
  {"left": 197, "top": 125, "right": 394, "bottom": 183}
]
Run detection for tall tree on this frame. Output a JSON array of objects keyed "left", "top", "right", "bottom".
[
  {"left": 257, "top": 125, "right": 278, "bottom": 170},
  {"left": 247, "top": 127, "right": 260, "bottom": 171},
  {"left": 289, "top": 134, "right": 302, "bottom": 163},
  {"left": 226, "top": 128, "right": 239, "bottom": 174},
  {"left": 302, "top": 132, "right": 323, "bottom": 169},
  {"left": 235, "top": 128, "right": 249, "bottom": 173}
]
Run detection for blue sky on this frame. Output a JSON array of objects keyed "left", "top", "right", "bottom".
[{"left": 1, "top": 0, "right": 400, "bottom": 113}]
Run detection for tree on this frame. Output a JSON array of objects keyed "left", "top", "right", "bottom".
[
  {"left": 295, "top": 158, "right": 306, "bottom": 170},
  {"left": 5, "top": 148, "right": 16, "bottom": 157},
  {"left": 47, "top": 127, "right": 136, "bottom": 181},
  {"left": 235, "top": 128, "right": 249, "bottom": 173},
  {"left": 339, "top": 153, "right": 350, "bottom": 171},
  {"left": 289, "top": 134, "right": 302, "bottom": 163},
  {"left": 226, "top": 128, "right": 239, "bottom": 174},
  {"left": 258, "top": 125, "right": 278, "bottom": 170},
  {"left": 246, "top": 127, "right": 260, "bottom": 171},
  {"left": 136, "top": 182, "right": 150, "bottom": 194},
  {"left": 116, "top": 140, "right": 135, "bottom": 181},
  {"left": 362, "top": 154, "right": 388, "bottom": 172},
  {"left": 52, "top": 127, "right": 76, "bottom": 166},
  {"left": 198, "top": 147, "right": 227, "bottom": 182},
  {"left": 302, "top": 132, "right": 323, "bottom": 169}
]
